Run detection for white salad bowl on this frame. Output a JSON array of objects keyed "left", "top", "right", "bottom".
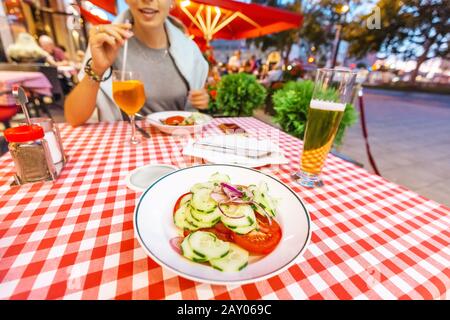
[{"left": 134, "top": 164, "right": 311, "bottom": 285}]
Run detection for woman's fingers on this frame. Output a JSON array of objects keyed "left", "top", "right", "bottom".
[
  {"left": 103, "top": 25, "right": 133, "bottom": 43},
  {"left": 91, "top": 33, "right": 116, "bottom": 48},
  {"left": 192, "top": 103, "right": 209, "bottom": 110},
  {"left": 189, "top": 90, "right": 209, "bottom": 110},
  {"left": 189, "top": 89, "right": 206, "bottom": 95},
  {"left": 90, "top": 24, "right": 133, "bottom": 46},
  {"left": 190, "top": 95, "right": 209, "bottom": 103},
  {"left": 102, "top": 28, "right": 125, "bottom": 45},
  {"left": 114, "top": 24, "right": 134, "bottom": 39}
]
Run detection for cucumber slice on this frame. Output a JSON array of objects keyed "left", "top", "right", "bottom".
[
  {"left": 191, "top": 188, "right": 217, "bottom": 212},
  {"left": 210, "top": 243, "right": 249, "bottom": 272},
  {"left": 220, "top": 204, "right": 256, "bottom": 228},
  {"left": 250, "top": 182, "right": 277, "bottom": 217},
  {"left": 188, "top": 231, "right": 230, "bottom": 260},
  {"left": 183, "top": 206, "right": 200, "bottom": 231},
  {"left": 185, "top": 207, "right": 218, "bottom": 228},
  {"left": 209, "top": 172, "right": 231, "bottom": 183},
  {"left": 190, "top": 182, "right": 214, "bottom": 194},
  {"left": 190, "top": 206, "right": 221, "bottom": 224},
  {"left": 190, "top": 205, "right": 217, "bottom": 215},
  {"left": 181, "top": 235, "right": 208, "bottom": 262},
  {"left": 232, "top": 223, "right": 257, "bottom": 235},
  {"left": 179, "top": 193, "right": 192, "bottom": 207},
  {"left": 174, "top": 204, "right": 187, "bottom": 230}
]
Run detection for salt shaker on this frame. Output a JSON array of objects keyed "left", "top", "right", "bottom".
[{"left": 4, "top": 124, "right": 57, "bottom": 185}]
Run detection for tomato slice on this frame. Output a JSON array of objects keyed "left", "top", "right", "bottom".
[
  {"left": 213, "top": 221, "right": 231, "bottom": 234},
  {"left": 232, "top": 215, "right": 282, "bottom": 255},
  {"left": 173, "top": 192, "right": 191, "bottom": 216},
  {"left": 182, "top": 222, "right": 233, "bottom": 242},
  {"left": 164, "top": 116, "right": 185, "bottom": 126}
]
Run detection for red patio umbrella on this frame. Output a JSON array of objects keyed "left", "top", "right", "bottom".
[
  {"left": 78, "top": 0, "right": 116, "bottom": 25},
  {"left": 79, "top": 6, "right": 111, "bottom": 25},
  {"left": 88, "top": 0, "right": 118, "bottom": 15},
  {"left": 170, "top": 0, "right": 302, "bottom": 44}
]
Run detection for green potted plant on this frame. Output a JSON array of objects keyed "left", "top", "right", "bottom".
[
  {"left": 215, "top": 73, "right": 267, "bottom": 117},
  {"left": 272, "top": 80, "right": 358, "bottom": 146},
  {"left": 205, "top": 84, "right": 219, "bottom": 115}
]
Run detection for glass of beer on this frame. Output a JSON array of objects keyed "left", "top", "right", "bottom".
[
  {"left": 296, "top": 68, "right": 357, "bottom": 188},
  {"left": 112, "top": 70, "right": 146, "bottom": 145}
]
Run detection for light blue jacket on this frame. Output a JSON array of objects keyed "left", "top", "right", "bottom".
[{"left": 78, "top": 10, "right": 209, "bottom": 122}]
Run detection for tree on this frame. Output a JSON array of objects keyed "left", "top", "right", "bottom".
[
  {"left": 249, "top": 0, "right": 302, "bottom": 65},
  {"left": 343, "top": 0, "right": 450, "bottom": 83},
  {"left": 249, "top": 1, "right": 360, "bottom": 65}
]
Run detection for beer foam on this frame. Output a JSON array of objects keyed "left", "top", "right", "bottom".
[{"left": 310, "top": 99, "right": 346, "bottom": 111}]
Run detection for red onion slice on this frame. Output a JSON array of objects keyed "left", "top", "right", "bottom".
[
  {"left": 210, "top": 192, "right": 228, "bottom": 203},
  {"left": 221, "top": 182, "right": 243, "bottom": 198},
  {"left": 169, "top": 237, "right": 184, "bottom": 254},
  {"left": 251, "top": 202, "right": 273, "bottom": 225}
]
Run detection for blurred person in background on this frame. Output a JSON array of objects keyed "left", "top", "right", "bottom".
[
  {"left": 38, "top": 35, "right": 70, "bottom": 66},
  {"left": 7, "top": 32, "right": 48, "bottom": 63},
  {"left": 207, "top": 65, "right": 221, "bottom": 86},
  {"left": 227, "top": 50, "right": 241, "bottom": 73},
  {"left": 244, "top": 55, "right": 258, "bottom": 75},
  {"left": 266, "top": 51, "right": 281, "bottom": 67},
  {"left": 260, "top": 62, "right": 283, "bottom": 87}
]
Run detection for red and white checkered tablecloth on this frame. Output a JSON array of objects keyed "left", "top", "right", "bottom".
[{"left": 0, "top": 118, "right": 448, "bottom": 300}]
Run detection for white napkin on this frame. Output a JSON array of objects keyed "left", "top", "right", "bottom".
[{"left": 183, "top": 135, "right": 289, "bottom": 167}]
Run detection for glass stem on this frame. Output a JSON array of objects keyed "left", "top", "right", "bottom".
[
  {"left": 130, "top": 114, "right": 138, "bottom": 144},
  {"left": 130, "top": 114, "right": 136, "bottom": 137}
]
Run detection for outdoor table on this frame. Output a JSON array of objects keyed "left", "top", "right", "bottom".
[
  {"left": 0, "top": 118, "right": 448, "bottom": 300},
  {"left": 0, "top": 71, "right": 53, "bottom": 106}
]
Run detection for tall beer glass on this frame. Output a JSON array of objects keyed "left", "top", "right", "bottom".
[{"left": 296, "top": 68, "right": 356, "bottom": 188}]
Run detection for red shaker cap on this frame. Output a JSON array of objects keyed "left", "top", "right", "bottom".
[{"left": 4, "top": 124, "right": 45, "bottom": 143}]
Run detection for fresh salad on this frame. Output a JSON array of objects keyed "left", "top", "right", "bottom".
[
  {"left": 171, "top": 173, "right": 282, "bottom": 272},
  {"left": 161, "top": 113, "right": 206, "bottom": 126}
]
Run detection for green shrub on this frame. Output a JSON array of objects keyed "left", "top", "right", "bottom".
[
  {"left": 273, "top": 80, "right": 358, "bottom": 146},
  {"left": 216, "top": 73, "right": 267, "bottom": 116},
  {"left": 206, "top": 84, "right": 219, "bottom": 115}
]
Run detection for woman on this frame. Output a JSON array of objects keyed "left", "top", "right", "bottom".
[{"left": 65, "top": 0, "right": 209, "bottom": 126}]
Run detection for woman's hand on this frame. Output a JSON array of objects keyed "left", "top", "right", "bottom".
[
  {"left": 189, "top": 89, "right": 209, "bottom": 110},
  {"left": 89, "top": 23, "right": 133, "bottom": 75}
]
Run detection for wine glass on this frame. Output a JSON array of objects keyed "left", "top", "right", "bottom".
[{"left": 112, "top": 70, "right": 146, "bottom": 145}]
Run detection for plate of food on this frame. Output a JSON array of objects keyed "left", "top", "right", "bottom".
[
  {"left": 146, "top": 111, "right": 212, "bottom": 135},
  {"left": 134, "top": 164, "right": 311, "bottom": 285}
]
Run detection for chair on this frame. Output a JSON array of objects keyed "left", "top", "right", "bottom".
[
  {"left": 0, "top": 90, "right": 18, "bottom": 129},
  {"left": 0, "top": 136, "right": 7, "bottom": 157},
  {"left": 35, "top": 65, "right": 65, "bottom": 108},
  {"left": 0, "top": 105, "right": 18, "bottom": 129}
]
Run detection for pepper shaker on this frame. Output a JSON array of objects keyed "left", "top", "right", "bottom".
[{"left": 4, "top": 124, "right": 57, "bottom": 185}]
